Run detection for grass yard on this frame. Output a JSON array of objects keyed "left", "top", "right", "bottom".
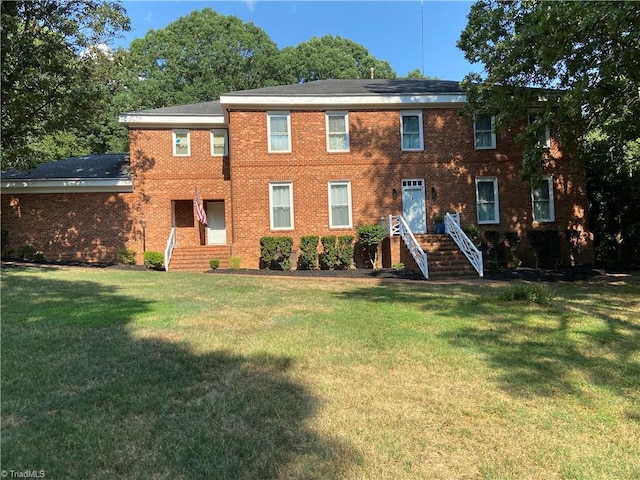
[{"left": 1, "top": 266, "right": 639, "bottom": 479}]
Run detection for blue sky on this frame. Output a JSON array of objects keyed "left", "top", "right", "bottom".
[{"left": 118, "top": 1, "right": 478, "bottom": 80}]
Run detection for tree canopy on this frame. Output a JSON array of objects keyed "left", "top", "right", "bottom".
[
  {"left": 457, "top": 0, "right": 640, "bottom": 262},
  {"left": 1, "top": 0, "right": 130, "bottom": 170}
]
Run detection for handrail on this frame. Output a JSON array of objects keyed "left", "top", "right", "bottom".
[
  {"left": 382, "top": 215, "right": 428, "bottom": 279},
  {"left": 444, "top": 213, "right": 483, "bottom": 277},
  {"left": 164, "top": 226, "right": 176, "bottom": 271}
]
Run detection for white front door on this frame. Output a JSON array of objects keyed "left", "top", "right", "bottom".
[
  {"left": 402, "top": 179, "right": 426, "bottom": 234},
  {"left": 206, "top": 201, "right": 226, "bottom": 245}
]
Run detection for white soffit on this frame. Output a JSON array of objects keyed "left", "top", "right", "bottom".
[
  {"left": 118, "top": 114, "right": 226, "bottom": 127},
  {"left": 219, "top": 93, "right": 467, "bottom": 108}
]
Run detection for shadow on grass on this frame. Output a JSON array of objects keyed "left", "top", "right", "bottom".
[
  {"left": 333, "top": 280, "right": 640, "bottom": 404},
  {"left": 1, "top": 269, "right": 354, "bottom": 479}
]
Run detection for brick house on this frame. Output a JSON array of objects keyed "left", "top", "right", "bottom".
[{"left": 1, "top": 79, "right": 594, "bottom": 275}]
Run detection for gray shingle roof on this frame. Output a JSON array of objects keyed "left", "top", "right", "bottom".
[
  {"left": 2, "top": 153, "right": 130, "bottom": 180},
  {"left": 224, "top": 79, "right": 464, "bottom": 97}
]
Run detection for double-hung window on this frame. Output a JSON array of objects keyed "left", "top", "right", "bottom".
[
  {"left": 475, "top": 177, "right": 500, "bottom": 224},
  {"left": 531, "top": 175, "right": 555, "bottom": 222},
  {"left": 269, "top": 182, "right": 293, "bottom": 230},
  {"left": 173, "top": 129, "right": 190, "bottom": 156},
  {"left": 326, "top": 112, "right": 349, "bottom": 152},
  {"left": 210, "top": 129, "right": 228, "bottom": 156},
  {"left": 267, "top": 112, "right": 291, "bottom": 153},
  {"left": 401, "top": 111, "right": 423, "bottom": 151},
  {"left": 527, "top": 112, "right": 551, "bottom": 148},
  {"left": 474, "top": 114, "right": 496, "bottom": 149},
  {"left": 328, "top": 181, "right": 352, "bottom": 228}
]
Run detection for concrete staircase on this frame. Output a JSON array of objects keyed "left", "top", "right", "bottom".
[
  {"left": 402, "top": 234, "right": 479, "bottom": 279},
  {"left": 167, "top": 245, "right": 231, "bottom": 272}
]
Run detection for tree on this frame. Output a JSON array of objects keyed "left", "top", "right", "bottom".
[
  {"left": 1, "top": 0, "right": 130, "bottom": 170},
  {"left": 118, "top": 8, "right": 284, "bottom": 112},
  {"left": 278, "top": 35, "right": 396, "bottom": 83},
  {"left": 457, "top": 0, "right": 640, "bottom": 262}
]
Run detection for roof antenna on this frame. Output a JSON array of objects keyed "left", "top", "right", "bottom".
[{"left": 370, "top": 67, "right": 375, "bottom": 79}]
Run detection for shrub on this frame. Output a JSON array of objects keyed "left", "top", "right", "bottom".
[
  {"left": 276, "top": 237, "right": 293, "bottom": 270},
  {"left": 336, "top": 235, "right": 354, "bottom": 269},
  {"left": 143, "top": 251, "right": 164, "bottom": 270},
  {"left": 1, "top": 224, "right": 8, "bottom": 253},
  {"left": 319, "top": 235, "right": 338, "bottom": 270},
  {"left": 259, "top": 236, "right": 278, "bottom": 269},
  {"left": 499, "top": 283, "right": 554, "bottom": 306},
  {"left": 259, "top": 236, "right": 292, "bottom": 270},
  {"left": 298, "top": 235, "right": 319, "bottom": 270},
  {"left": 209, "top": 259, "right": 220, "bottom": 270},
  {"left": 463, "top": 224, "right": 480, "bottom": 245},
  {"left": 527, "top": 230, "right": 561, "bottom": 268},
  {"left": 357, "top": 224, "right": 386, "bottom": 268},
  {"left": 392, "top": 262, "right": 405, "bottom": 271},
  {"left": 117, "top": 247, "right": 136, "bottom": 265},
  {"left": 229, "top": 256, "right": 242, "bottom": 270},
  {"left": 18, "top": 243, "right": 38, "bottom": 261},
  {"left": 32, "top": 251, "right": 46, "bottom": 262}
]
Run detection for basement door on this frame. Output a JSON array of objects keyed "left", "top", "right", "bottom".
[
  {"left": 402, "top": 179, "right": 426, "bottom": 234},
  {"left": 206, "top": 201, "right": 226, "bottom": 245}
]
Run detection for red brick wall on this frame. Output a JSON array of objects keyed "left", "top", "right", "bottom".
[
  {"left": 227, "top": 108, "right": 593, "bottom": 268},
  {"left": 1, "top": 192, "right": 135, "bottom": 263}
]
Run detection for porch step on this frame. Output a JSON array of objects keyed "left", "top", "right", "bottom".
[
  {"left": 402, "top": 234, "right": 479, "bottom": 279},
  {"left": 168, "top": 245, "right": 231, "bottom": 272}
]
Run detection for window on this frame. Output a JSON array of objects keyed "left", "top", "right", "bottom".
[
  {"left": 269, "top": 182, "right": 293, "bottom": 230},
  {"left": 210, "top": 129, "right": 228, "bottom": 156},
  {"left": 267, "top": 112, "right": 291, "bottom": 153},
  {"left": 328, "top": 181, "right": 352, "bottom": 228},
  {"left": 401, "top": 111, "right": 423, "bottom": 151},
  {"left": 173, "top": 130, "right": 190, "bottom": 156},
  {"left": 531, "top": 175, "right": 555, "bottom": 222},
  {"left": 475, "top": 177, "right": 499, "bottom": 224},
  {"left": 527, "top": 112, "right": 551, "bottom": 148},
  {"left": 326, "top": 112, "right": 349, "bottom": 152},
  {"left": 474, "top": 114, "right": 496, "bottom": 149}
]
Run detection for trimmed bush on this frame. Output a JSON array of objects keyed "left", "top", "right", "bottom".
[
  {"left": 259, "top": 236, "right": 292, "bottom": 270},
  {"left": 276, "top": 237, "right": 293, "bottom": 270},
  {"left": 298, "top": 235, "right": 319, "bottom": 270},
  {"left": 337, "top": 235, "right": 354, "bottom": 269},
  {"left": 319, "top": 235, "right": 338, "bottom": 270},
  {"left": 229, "top": 256, "right": 242, "bottom": 270},
  {"left": 259, "top": 236, "right": 278, "bottom": 269},
  {"left": 320, "top": 235, "right": 353, "bottom": 270},
  {"left": 143, "top": 251, "right": 164, "bottom": 270},
  {"left": 527, "top": 230, "right": 561, "bottom": 268},
  {"left": 209, "top": 259, "right": 220, "bottom": 270},
  {"left": 357, "top": 224, "right": 386, "bottom": 269},
  {"left": 117, "top": 247, "right": 136, "bottom": 265}
]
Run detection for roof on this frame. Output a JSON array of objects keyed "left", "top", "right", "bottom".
[
  {"left": 1, "top": 154, "right": 133, "bottom": 193},
  {"left": 126, "top": 101, "right": 223, "bottom": 116},
  {"left": 224, "top": 79, "right": 464, "bottom": 97}
]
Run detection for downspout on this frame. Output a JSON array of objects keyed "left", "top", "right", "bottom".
[{"left": 227, "top": 108, "right": 236, "bottom": 254}]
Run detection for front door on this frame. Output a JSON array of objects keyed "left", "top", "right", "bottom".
[
  {"left": 402, "top": 179, "right": 426, "bottom": 233},
  {"left": 206, "top": 201, "right": 226, "bottom": 245}
]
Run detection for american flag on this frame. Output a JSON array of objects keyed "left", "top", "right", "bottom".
[{"left": 194, "top": 189, "right": 207, "bottom": 225}]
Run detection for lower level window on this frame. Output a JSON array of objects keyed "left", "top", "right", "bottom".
[
  {"left": 329, "top": 181, "right": 352, "bottom": 228},
  {"left": 475, "top": 177, "right": 499, "bottom": 224},
  {"left": 531, "top": 175, "right": 555, "bottom": 222},
  {"left": 269, "top": 182, "right": 293, "bottom": 230}
]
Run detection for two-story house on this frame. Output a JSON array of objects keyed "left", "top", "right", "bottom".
[{"left": 1, "top": 79, "right": 594, "bottom": 275}]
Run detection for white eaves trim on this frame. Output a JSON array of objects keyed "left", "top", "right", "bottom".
[
  {"left": 1, "top": 178, "right": 134, "bottom": 194},
  {"left": 219, "top": 93, "right": 467, "bottom": 108},
  {"left": 118, "top": 114, "right": 226, "bottom": 127}
]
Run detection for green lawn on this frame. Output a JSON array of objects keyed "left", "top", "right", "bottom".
[{"left": 1, "top": 266, "right": 639, "bottom": 479}]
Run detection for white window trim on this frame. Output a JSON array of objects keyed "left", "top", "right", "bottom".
[
  {"left": 475, "top": 177, "right": 500, "bottom": 225},
  {"left": 210, "top": 129, "right": 228, "bottom": 156},
  {"left": 473, "top": 114, "right": 496, "bottom": 150},
  {"left": 267, "top": 112, "right": 291, "bottom": 153},
  {"left": 531, "top": 175, "right": 555, "bottom": 223},
  {"left": 528, "top": 111, "right": 551, "bottom": 148},
  {"left": 400, "top": 111, "right": 424, "bottom": 151},
  {"left": 328, "top": 181, "right": 353, "bottom": 228},
  {"left": 325, "top": 111, "right": 350, "bottom": 152},
  {"left": 173, "top": 129, "right": 190, "bottom": 156},
  {"left": 269, "top": 182, "right": 294, "bottom": 230}
]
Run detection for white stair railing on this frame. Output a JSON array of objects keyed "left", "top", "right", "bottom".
[
  {"left": 382, "top": 215, "right": 429, "bottom": 279},
  {"left": 444, "top": 213, "right": 483, "bottom": 277},
  {"left": 164, "top": 227, "right": 176, "bottom": 271}
]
